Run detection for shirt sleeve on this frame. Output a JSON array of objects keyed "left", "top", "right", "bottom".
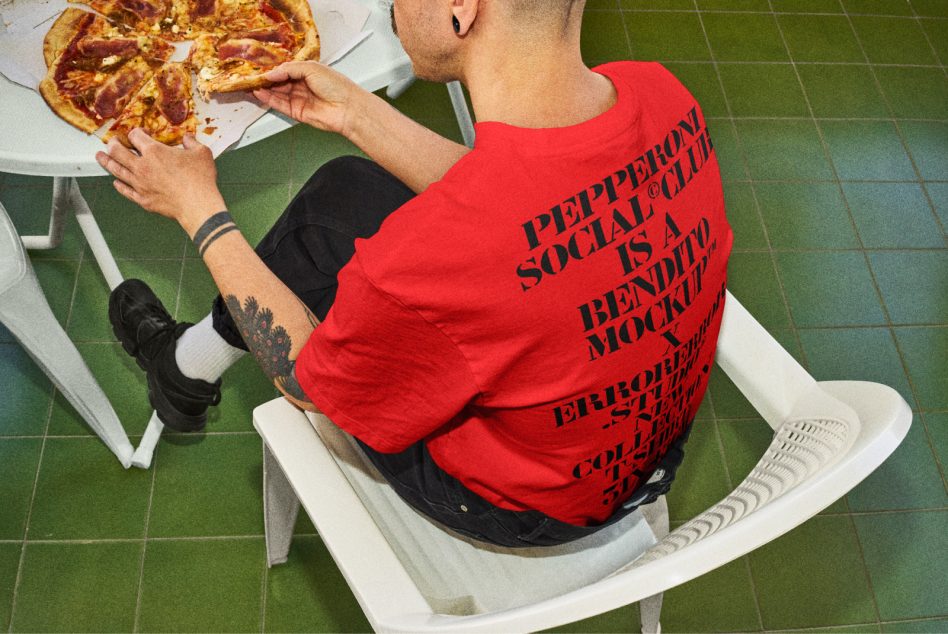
[{"left": 294, "top": 254, "right": 481, "bottom": 453}]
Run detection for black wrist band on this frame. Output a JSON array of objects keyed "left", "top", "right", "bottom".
[
  {"left": 198, "top": 224, "right": 239, "bottom": 256},
  {"left": 192, "top": 211, "right": 233, "bottom": 249}
]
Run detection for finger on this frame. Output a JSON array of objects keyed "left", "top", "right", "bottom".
[
  {"left": 113, "top": 179, "right": 144, "bottom": 207},
  {"left": 96, "top": 151, "right": 135, "bottom": 184},
  {"left": 256, "top": 89, "right": 293, "bottom": 115},
  {"left": 98, "top": 143, "right": 138, "bottom": 184},
  {"left": 264, "top": 60, "right": 320, "bottom": 83},
  {"left": 182, "top": 134, "right": 203, "bottom": 150},
  {"left": 128, "top": 127, "right": 157, "bottom": 154},
  {"left": 105, "top": 138, "right": 139, "bottom": 169}
]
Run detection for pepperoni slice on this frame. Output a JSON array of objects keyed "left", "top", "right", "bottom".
[
  {"left": 191, "top": 0, "right": 215, "bottom": 18},
  {"left": 76, "top": 37, "right": 140, "bottom": 59},
  {"left": 93, "top": 64, "right": 147, "bottom": 118},
  {"left": 155, "top": 65, "right": 189, "bottom": 124},
  {"left": 227, "top": 24, "right": 294, "bottom": 48},
  {"left": 119, "top": 0, "right": 163, "bottom": 19},
  {"left": 217, "top": 39, "right": 288, "bottom": 66}
]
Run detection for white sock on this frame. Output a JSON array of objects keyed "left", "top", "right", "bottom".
[{"left": 174, "top": 314, "right": 246, "bottom": 383}]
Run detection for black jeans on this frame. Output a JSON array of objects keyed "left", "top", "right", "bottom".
[{"left": 212, "top": 156, "right": 689, "bottom": 547}]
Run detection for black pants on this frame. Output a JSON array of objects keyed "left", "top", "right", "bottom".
[{"left": 212, "top": 156, "right": 687, "bottom": 547}]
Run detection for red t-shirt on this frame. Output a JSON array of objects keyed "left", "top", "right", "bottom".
[{"left": 296, "top": 61, "right": 733, "bottom": 525}]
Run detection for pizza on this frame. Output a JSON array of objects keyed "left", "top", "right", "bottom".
[
  {"left": 103, "top": 62, "right": 197, "bottom": 145},
  {"left": 40, "top": 8, "right": 173, "bottom": 133},
  {"left": 68, "top": 0, "right": 174, "bottom": 37},
  {"left": 40, "top": 0, "right": 320, "bottom": 144},
  {"left": 189, "top": 0, "right": 320, "bottom": 95}
]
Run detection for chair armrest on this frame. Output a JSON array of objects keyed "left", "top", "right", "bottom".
[
  {"left": 253, "top": 398, "right": 432, "bottom": 632},
  {"left": 715, "top": 291, "right": 817, "bottom": 430}
]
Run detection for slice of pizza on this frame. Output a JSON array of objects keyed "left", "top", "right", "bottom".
[
  {"left": 40, "top": 11, "right": 173, "bottom": 133},
  {"left": 104, "top": 62, "right": 198, "bottom": 145},
  {"left": 189, "top": 0, "right": 319, "bottom": 95},
  {"left": 67, "top": 0, "right": 174, "bottom": 37},
  {"left": 169, "top": 0, "right": 227, "bottom": 39},
  {"left": 43, "top": 8, "right": 124, "bottom": 67}
]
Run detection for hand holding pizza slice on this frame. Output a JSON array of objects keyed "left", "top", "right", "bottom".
[{"left": 190, "top": 0, "right": 320, "bottom": 96}]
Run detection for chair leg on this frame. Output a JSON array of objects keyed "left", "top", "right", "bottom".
[
  {"left": 263, "top": 442, "right": 301, "bottom": 566},
  {"left": 640, "top": 593, "right": 663, "bottom": 634},
  {"left": 447, "top": 80, "right": 475, "bottom": 148},
  {"left": 385, "top": 73, "right": 416, "bottom": 100},
  {"left": 0, "top": 261, "right": 134, "bottom": 467},
  {"left": 639, "top": 495, "right": 668, "bottom": 634}
]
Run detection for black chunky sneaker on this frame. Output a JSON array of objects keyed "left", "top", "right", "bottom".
[{"left": 108, "top": 279, "right": 221, "bottom": 432}]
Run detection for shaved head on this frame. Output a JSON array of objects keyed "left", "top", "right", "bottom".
[{"left": 504, "top": 0, "right": 583, "bottom": 35}]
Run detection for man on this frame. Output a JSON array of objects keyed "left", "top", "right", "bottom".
[{"left": 97, "top": 0, "right": 732, "bottom": 547}]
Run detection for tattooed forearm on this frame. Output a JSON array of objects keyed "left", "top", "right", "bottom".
[
  {"left": 223, "top": 294, "right": 313, "bottom": 405},
  {"left": 192, "top": 211, "right": 237, "bottom": 256}
]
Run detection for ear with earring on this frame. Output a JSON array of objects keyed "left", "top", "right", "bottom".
[{"left": 452, "top": 15, "right": 460, "bottom": 33}]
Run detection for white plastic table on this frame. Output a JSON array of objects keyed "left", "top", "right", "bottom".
[{"left": 0, "top": 0, "right": 471, "bottom": 468}]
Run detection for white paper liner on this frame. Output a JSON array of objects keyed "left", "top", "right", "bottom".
[{"left": 0, "top": 0, "right": 371, "bottom": 156}]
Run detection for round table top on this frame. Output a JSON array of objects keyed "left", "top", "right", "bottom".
[{"left": 0, "top": 0, "right": 410, "bottom": 177}]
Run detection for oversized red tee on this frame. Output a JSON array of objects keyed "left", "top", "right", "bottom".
[{"left": 296, "top": 61, "right": 733, "bottom": 525}]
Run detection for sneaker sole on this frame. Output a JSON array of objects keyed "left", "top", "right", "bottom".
[{"left": 148, "top": 372, "right": 208, "bottom": 433}]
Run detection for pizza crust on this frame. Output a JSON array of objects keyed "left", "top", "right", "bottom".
[
  {"left": 39, "top": 74, "right": 101, "bottom": 133},
  {"left": 44, "top": 8, "right": 107, "bottom": 67},
  {"left": 269, "top": 0, "right": 320, "bottom": 59}
]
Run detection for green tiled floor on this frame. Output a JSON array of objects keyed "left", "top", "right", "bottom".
[{"left": 1, "top": 0, "right": 946, "bottom": 631}]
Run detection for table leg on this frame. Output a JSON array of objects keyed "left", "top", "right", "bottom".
[
  {"left": 20, "top": 177, "right": 165, "bottom": 467},
  {"left": 385, "top": 74, "right": 416, "bottom": 100},
  {"left": 60, "top": 177, "right": 167, "bottom": 465},
  {"left": 447, "top": 81, "right": 475, "bottom": 148},
  {"left": 19, "top": 178, "right": 69, "bottom": 251},
  {"left": 60, "top": 178, "right": 124, "bottom": 290}
]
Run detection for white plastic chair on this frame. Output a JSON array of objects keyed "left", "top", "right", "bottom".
[
  {"left": 253, "top": 291, "right": 912, "bottom": 633},
  {"left": 0, "top": 199, "right": 134, "bottom": 467}
]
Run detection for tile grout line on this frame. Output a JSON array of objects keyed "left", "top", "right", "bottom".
[
  {"left": 901, "top": 0, "right": 948, "bottom": 246},
  {"left": 906, "top": 0, "right": 948, "bottom": 80},
  {"left": 615, "top": 0, "right": 636, "bottom": 64},
  {"left": 5, "top": 232, "right": 88, "bottom": 633},
  {"left": 688, "top": 3, "right": 777, "bottom": 630},
  {"left": 129, "top": 203, "right": 193, "bottom": 633},
  {"left": 705, "top": 2, "right": 812, "bottom": 375},
  {"left": 711, "top": 415, "right": 767, "bottom": 632},
  {"left": 601, "top": 7, "right": 948, "bottom": 20},
  {"left": 130, "top": 459, "right": 157, "bottom": 634},
  {"left": 257, "top": 133, "right": 300, "bottom": 634},
  {"left": 838, "top": 0, "right": 948, "bottom": 497},
  {"left": 804, "top": 3, "right": 927, "bottom": 626},
  {"left": 259, "top": 559, "right": 269, "bottom": 634}
]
